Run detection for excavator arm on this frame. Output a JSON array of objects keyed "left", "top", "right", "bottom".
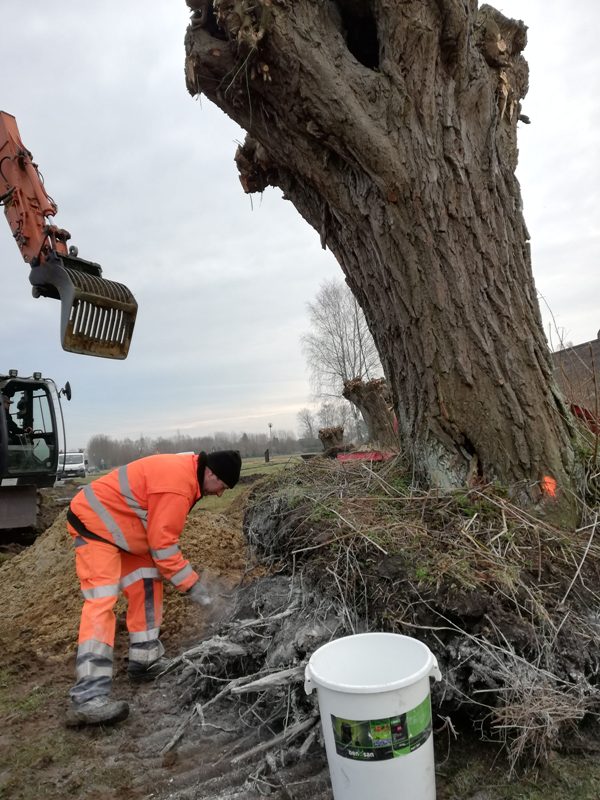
[{"left": 0, "top": 111, "right": 137, "bottom": 359}]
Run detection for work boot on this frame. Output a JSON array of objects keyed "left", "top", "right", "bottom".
[
  {"left": 65, "top": 696, "right": 129, "bottom": 728},
  {"left": 127, "top": 656, "right": 171, "bottom": 684}
]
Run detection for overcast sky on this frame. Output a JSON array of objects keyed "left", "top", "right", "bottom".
[{"left": 2, "top": 2, "right": 598, "bottom": 449}]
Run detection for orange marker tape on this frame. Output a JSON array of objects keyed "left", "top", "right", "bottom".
[{"left": 541, "top": 475, "right": 557, "bottom": 498}]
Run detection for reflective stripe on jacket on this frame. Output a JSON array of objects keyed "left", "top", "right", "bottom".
[{"left": 69, "top": 453, "right": 201, "bottom": 591}]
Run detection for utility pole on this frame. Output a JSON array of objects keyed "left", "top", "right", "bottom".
[{"left": 265, "top": 423, "right": 273, "bottom": 463}]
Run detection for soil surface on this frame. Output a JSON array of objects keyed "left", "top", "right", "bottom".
[{"left": 0, "top": 486, "right": 331, "bottom": 800}]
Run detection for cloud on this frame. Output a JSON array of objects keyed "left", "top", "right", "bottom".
[{"left": 500, "top": 0, "right": 600, "bottom": 345}]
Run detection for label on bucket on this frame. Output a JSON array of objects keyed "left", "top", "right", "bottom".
[{"left": 330, "top": 696, "right": 432, "bottom": 761}]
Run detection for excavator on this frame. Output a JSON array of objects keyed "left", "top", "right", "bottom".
[{"left": 0, "top": 110, "right": 137, "bottom": 359}]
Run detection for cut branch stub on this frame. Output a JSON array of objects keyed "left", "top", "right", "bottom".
[{"left": 235, "top": 137, "right": 275, "bottom": 193}]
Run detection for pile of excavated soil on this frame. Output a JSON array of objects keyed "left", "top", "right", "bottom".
[{"left": 0, "top": 503, "right": 254, "bottom": 671}]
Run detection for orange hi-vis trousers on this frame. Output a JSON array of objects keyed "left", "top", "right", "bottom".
[{"left": 69, "top": 530, "right": 164, "bottom": 704}]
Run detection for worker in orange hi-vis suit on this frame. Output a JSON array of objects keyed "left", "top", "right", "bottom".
[{"left": 65, "top": 450, "right": 242, "bottom": 728}]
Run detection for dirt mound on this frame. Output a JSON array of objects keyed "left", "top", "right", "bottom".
[
  {"left": 0, "top": 508, "right": 77, "bottom": 665},
  {"left": 0, "top": 505, "right": 252, "bottom": 670}
]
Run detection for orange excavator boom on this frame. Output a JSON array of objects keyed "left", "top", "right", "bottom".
[{"left": 0, "top": 111, "right": 137, "bottom": 359}]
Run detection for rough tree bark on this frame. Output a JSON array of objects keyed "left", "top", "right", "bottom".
[
  {"left": 343, "top": 377, "right": 400, "bottom": 450},
  {"left": 184, "top": 1, "right": 577, "bottom": 506}
]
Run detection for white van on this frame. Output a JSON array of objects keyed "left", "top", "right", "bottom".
[{"left": 58, "top": 451, "right": 87, "bottom": 479}]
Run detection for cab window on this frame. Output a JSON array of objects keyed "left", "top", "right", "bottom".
[{"left": 5, "top": 385, "right": 57, "bottom": 476}]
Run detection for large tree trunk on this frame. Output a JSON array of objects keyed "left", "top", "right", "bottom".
[{"left": 184, "top": 1, "right": 577, "bottom": 504}]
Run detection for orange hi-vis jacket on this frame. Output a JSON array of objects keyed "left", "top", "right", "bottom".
[{"left": 69, "top": 453, "right": 201, "bottom": 592}]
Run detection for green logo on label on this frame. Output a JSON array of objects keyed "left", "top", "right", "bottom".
[{"left": 331, "top": 696, "right": 432, "bottom": 762}]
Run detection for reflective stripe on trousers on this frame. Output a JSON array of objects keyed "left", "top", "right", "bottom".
[
  {"left": 70, "top": 639, "right": 114, "bottom": 705},
  {"left": 128, "top": 637, "right": 165, "bottom": 666},
  {"left": 69, "top": 532, "right": 164, "bottom": 703}
]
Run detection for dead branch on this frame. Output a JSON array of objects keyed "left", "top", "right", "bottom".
[
  {"left": 231, "top": 666, "right": 305, "bottom": 694},
  {"left": 231, "top": 716, "right": 319, "bottom": 765}
]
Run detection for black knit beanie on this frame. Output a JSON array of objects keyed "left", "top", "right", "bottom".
[
  {"left": 204, "top": 450, "right": 242, "bottom": 488},
  {"left": 196, "top": 451, "right": 208, "bottom": 492}
]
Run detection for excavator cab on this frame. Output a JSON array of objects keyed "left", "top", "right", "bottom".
[
  {"left": 30, "top": 252, "right": 137, "bottom": 359},
  {"left": 0, "top": 370, "right": 67, "bottom": 530}
]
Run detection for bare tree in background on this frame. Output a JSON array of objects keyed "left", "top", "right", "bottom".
[
  {"left": 301, "top": 279, "right": 382, "bottom": 440},
  {"left": 302, "top": 279, "right": 381, "bottom": 393},
  {"left": 296, "top": 407, "right": 317, "bottom": 440},
  {"left": 317, "top": 398, "right": 353, "bottom": 431},
  {"left": 185, "top": 2, "right": 578, "bottom": 514}
]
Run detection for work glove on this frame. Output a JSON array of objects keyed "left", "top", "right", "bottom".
[{"left": 187, "top": 577, "right": 212, "bottom": 606}]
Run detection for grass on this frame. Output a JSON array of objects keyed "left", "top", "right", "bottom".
[
  {"left": 0, "top": 728, "right": 132, "bottom": 800},
  {"left": 0, "top": 668, "right": 134, "bottom": 800},
  {"left": 0, "top": 732, "right": 81, "bottom": 799},
  {"left": 239, "top": 453, "right": 304, "bottom": 475},
  {"left": 437, "top": 736, "right": 600, "bottom": 799},
  {"left": 194, "top": 454, "right": 303, "bottom": 514}
]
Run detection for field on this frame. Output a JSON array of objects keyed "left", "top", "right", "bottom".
[{"left": 200, "top": 453, "right": 302, "bottom": 512}]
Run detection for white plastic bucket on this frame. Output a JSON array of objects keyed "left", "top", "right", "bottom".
[{"left": 304, "top": 633, "right": 441, "bottom": 800}]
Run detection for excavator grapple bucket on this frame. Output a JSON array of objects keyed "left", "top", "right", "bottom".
[{"left": 29, "top": 253, "right": 137, "bottom": 359}]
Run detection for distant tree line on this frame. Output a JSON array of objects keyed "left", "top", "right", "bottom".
[{"left": 86, "top": 429, "right": 320, "bottom": 470}]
